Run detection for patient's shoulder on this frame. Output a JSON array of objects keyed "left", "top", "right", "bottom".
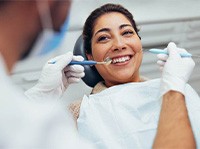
[
  {"left": 91, "top": 81, "right": 108, "bottom": 94},
  {"left": 140, "top": 76, "right": 149, "bottom": 82},
  {"left": 69, "top": 99, "right": 82, "bottom": 121}
]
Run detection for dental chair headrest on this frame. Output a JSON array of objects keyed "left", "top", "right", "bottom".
[{"left": 73, "top": 35, "right": 103, "bottom": 87}]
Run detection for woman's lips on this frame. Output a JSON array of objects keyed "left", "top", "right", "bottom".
[{"left": 111, "top": 55, "right": 132, "bottom": 64}]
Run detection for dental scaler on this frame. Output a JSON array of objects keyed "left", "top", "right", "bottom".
[
  {"left": 69, "top": 57, "right": 112, "bottom": 65},
  {"left": 149, "top": 49, "right": 200, "bottom": 58}
]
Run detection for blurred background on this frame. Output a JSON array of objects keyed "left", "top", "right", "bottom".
[{"left": 11, "top": 0, "right": 200, "bottom": 104}]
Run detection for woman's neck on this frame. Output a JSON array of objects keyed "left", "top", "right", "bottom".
[{"left": 104, "top": 75, "right": 143, "bottom": 88}]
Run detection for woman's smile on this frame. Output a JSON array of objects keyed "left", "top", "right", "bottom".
[{"left": 110, "top": 54, "right": 132, "bottom": 65}]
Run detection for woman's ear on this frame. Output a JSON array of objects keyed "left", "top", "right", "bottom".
[{"left": 86, "top": 53, "right": 94, "bottom": 60}]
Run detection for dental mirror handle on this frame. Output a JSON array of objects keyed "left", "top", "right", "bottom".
[
  {"left": 149, "top": 49, "right": 192, "bottom": 57},
  {"left": 69, "top": 60, "right": 97, "bottom": 65}
]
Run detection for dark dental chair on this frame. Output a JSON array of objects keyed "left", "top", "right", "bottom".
[{"left": 73, "top": 35, "right": 103, "bottom": 87}]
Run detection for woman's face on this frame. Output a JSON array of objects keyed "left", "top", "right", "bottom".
[{"left": 88, "top": 12, "right": 143, "bottom": 87}]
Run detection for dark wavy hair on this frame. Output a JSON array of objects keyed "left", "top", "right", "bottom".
[{"left": 83, "top": 3, "right": 141, "bottom": 54}]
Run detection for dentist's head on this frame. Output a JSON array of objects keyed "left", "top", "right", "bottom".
[{"left": 0, "top": 0, "right": 71, "bottom": 73}]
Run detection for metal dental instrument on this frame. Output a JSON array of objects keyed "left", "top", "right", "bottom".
[
  {"left": 149, "top": 48, "right": 200, "bottom": 58},
  {"left": 69, "top": 57, "right": 112, "bottom": 65}
]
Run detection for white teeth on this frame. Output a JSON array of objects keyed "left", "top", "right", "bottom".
[{"left": 112, "top": 56, "right": 130, "bottom": 64}]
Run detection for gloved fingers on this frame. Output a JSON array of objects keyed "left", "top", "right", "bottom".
[
  {"left": 167, "top": 43, "right": 194, "bottom": 65},
  {"left": 72, "top": 55, "right": 84, "bottom": 61},
  {"left": 47, "top": 52, "right": 73, "bottom": 70},
  {"left": 64, "top": 65, "right": 85, "bottom": 84},
  {"left": 65, "top": 71, "right": 85, "bottom": 78},
  {"left": 67, "top": 77, "right": 82, "bottom": 84},
  {"left": 157, "top": 60, "right": 166, "bottom": 66},
  {"left": 56, "top": 52, "right": 74, "bottom": 70},
  {"left": 167, "top": 42, "right": 181, "bottom": 59},
  {"left": 64, "top": 65, "right": 84, "bottom": 73},
  {"left": 176, "top": 48, "right": 195, "bottom": 69},
  {"left": 157, "top": 54, "right": 168, "bottom": 61},
  {"left": 184, "top": 57, "right": 195, "bottom": 68},
  {"left": 159, "top": 66, "right": 164, "bottom": 71}
]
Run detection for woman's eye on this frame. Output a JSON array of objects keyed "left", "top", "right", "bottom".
[
  {"left": 123, "top": 30, "right": 134, "bottom": 36},
  {"left": 97, "top": 36, "right": 108, "bottom": 42}
]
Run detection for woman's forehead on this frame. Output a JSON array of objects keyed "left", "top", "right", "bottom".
[{"left": 93, "top": 12, "right": 132, "bottom": 32}]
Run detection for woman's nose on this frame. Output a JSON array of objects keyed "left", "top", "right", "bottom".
[{"left": 112, "top": 37, "right": 126, "bottom": 52}]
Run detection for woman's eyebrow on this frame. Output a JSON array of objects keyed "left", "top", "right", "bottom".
[
  {"left": 94, "top": 28, "right": 110, "bottom": 36},
  {"left": 94, "top": 24, "right": 132, "bottom": 36},
  {"left": 119, "top": 24, "right": 132, "bottom": 29}
]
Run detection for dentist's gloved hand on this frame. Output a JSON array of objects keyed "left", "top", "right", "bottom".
[
  {"left": 158, "top": 42, "right": 195, "bottom": 96},
  {"left": 25, "top": 52, "right": 85, "bottom": 101}
]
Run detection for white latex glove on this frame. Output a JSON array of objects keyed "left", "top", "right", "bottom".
[
  {"left": 158, "top": 42, "right": 195, "bottom": 96},
  {"left": 25, "top": 52, "right": 85, "bottom": 101}
]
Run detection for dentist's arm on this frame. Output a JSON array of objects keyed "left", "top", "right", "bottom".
[
  {"left": 153, "top": 91, "right": 195, "bottom": 148},
  {"left": 25, "top": 52, "right": 85, "bottom": 101},
  {"left": 153, "top": 42, "right": 196, "bottom": 148}
]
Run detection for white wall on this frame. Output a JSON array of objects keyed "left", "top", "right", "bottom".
[{"left": 12, "top": 0, "right": 200, "bottom": 104}]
